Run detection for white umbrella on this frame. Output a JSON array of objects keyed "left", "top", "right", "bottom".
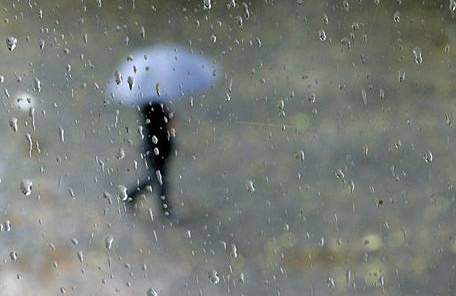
[{"left": 106, "top": 44, "right": 220, "bottom": 105}]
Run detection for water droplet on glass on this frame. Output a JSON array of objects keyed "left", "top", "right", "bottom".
[
  {"left": 398, "top": 70, "right": 406, "bottom": 82},
  {"left": 450, "top": 0, "right": 456, "bottom": 13},
  {"left": 322, "top": 14, "right": 329, "bottom": 25},
  {"left": 6, "top": 36, "right": 17, "bottom": 51},
  {"left": 295, "top": 150, "right": 305, "bottom": 161},
  {"left": 242, "top": 2, "right": 250, "bottom": 19},
  {"left": 230, "top": 243, "right": 238, "bottom": 258},
  {"left": 203, "top": 0, "right": 212, "bottom": 9},
  {"left": 423, "top": 151, "right": 433, "bottom": 163},
  {"left": 10, "top": 251, "right": 18, "bottom": 261},
  {"left": 118, "top": 185, "right": 128, "bottom": 201},
  {"left": 155, "top": 83, "right": 161, "bottom": 96},
  {"left": 59, "top": 126, "right": 65, "bottom": 143},
  {"left": 20, "top": 179, "right": 33, "bottom": 196},
  {"left": 319, "top": 29, "right": 326, "bottom": 41},
  {"left": 77, "top": 250, "right": 83, "bottom": 263},
  {"left": 117, "top": 147, "right": 125, "bottom": 160},
  {"left": 412, "top": 47, "right": 422, "bottom": 65},
  {"left": 393, "top": 11, "right": 400, "bottom": 22},
  {"left": 5, "top": 220, "right": 11, "bottom": 231},
  {"left": 105, "top": 235, "right": 114, "bottom": 250},
  {"left": 209, "top": 269, "right": 220, "bottom": 284},
  {"left": 114, "top": 71, "right": 122, "bottom": 85},
  {"left": 34, "top": 78, "right": 41, "bottom": 93},
  {"left": 155, "top": 170, "right": 163, "bottom": 186},
  {"left": 335, "top": 169, "right": 345, "bottom": 180},
  {"left": 9, "top": 117, "right": 18, "bottom": 132},
  {"left": 361, "top": 89, "right": 367, "bottom": 105},
  {"left": 147, "top": 288, "right": 158, "bottom": 296},
  {"left": 245, "top": 179, "right": 255, "bottom": 193},
  {"left": 127, "top": 76, "right": 134, "bottom": 90}
]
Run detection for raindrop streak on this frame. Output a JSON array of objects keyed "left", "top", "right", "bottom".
[
  {"left": 412, "top": 47, "right": 423, "bottom": 65},
  {"left": 6, "top": 36, "right": 17, "bottom": 51},
  {"left": 34, "top": 78, "right": 41, "bottom": 93},
  {"left": 20, "top": 179, "right": 33, "bottom": 196},
  {"left": 77, "top": 250, "right": 83, "bottom": 263},
  {"left": 59, "top": 127, "right": 65, "bottom": 143},
  {"left": 361, "top": 89, "right": 367, "bottom": 105}
]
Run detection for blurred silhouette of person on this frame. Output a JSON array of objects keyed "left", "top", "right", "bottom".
[
  {"left": 107, "top": 44, "right": 220, "bottom": 219},
  {"left": 128, "top": 102, "right": 174, "bottom": 216}
]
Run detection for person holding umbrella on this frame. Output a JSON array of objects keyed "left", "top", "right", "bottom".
[{"left": 106, "top": 44, "right": 220, "bottom": 217}]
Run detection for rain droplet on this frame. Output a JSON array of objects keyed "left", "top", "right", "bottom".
[
  {"left": 423, "top": 150, "right": 433, "bottom": 163},
  {"left": 127, "top": 76, "right": 134, "bottom": 90},
  {"left": 322, "top": 14, "right": 329, "bottom": 25},
  {"left": 318, "top": 29, "right": 326, "bottom": 41},
  {"left": 5, "top": 220, "right": 11, "bottom": 231},
  {"left": 242, "top": 2, "right": 250, "bottom": 19},
  {"left": 77, "top": 250, "right": 83, "bottom": 263},
  {"left": 10, "top": 251, "right": 18, "bottom": 261},
  {"left": 151, "top": 135, "right": 158, "bottom": 144},
  {"left": 245, "top": 179, "right": 255, "bottom": 192},
  {"left": 146, "top": 288, "right": 158, "bottom": 296},
  {"left": 209, "top": 269, "right": 220, "bottom": 284},
  {"left": 230, "top": 243, "right": 238, "bottom": 258},
  {"left": 6, "top": 36, "right": 17, "bottom": 51},
  {"left": 34, "top": 78, "right": 41, "bottom": 93},
  {"left": 361, "top": 89, "right": 367, "bottom": 105},
  {"left": 335, "top": 169, "right": 345, "bottom": 180},
  {"left": 114, "top": 71, "right": 122, "bottom": 85},
  {"left": 9, "top": 117, "right": 18, "bottom": 132},
  {"left": 393, "top": 11, "right": 400, "bottom": 23},
  {"left": 398, "top": 70, "right": 406, "bottom": 82},
  {"left": 105, "top": 235, "right": 114, "bottom": 250},
  {"left": 117, "top": 147, "right": 125, "bottom": 160},
  {"left": 20, "top": 179, "right": 33, "bottom": 196},
  {"left": 96, "top": 0, "right": 102, "bottom": 8},
  {"left": 203, "top": 0, "right": 212, "bottom": 9},
  {"left": 156, "top": 170, "right": 163, "bottom": 186},
  {"left": 450, "top": 0, "right": 456, "bottom": 13},
  {"left": 295, "top": 150, "right": 305, "bottom": 161},
  {"left": 59, "top": 127, "right": 65, "bottom": 143},
  {"left": 118, "top": 185, "right": 128, "bottom": 201},
  {"left": 412, "top": 47, "right": 422, "bottom": 65}
]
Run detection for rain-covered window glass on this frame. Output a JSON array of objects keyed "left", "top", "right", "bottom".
[{"left": 2, "top": 0, "right": 456, "bottom": 295}]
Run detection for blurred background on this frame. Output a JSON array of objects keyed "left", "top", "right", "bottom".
[{"left": 1, "top": 0, "right": 456, "bottom": 295}]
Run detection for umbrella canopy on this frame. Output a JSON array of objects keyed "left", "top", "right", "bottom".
[{"left": 106, "top": 44, "right": 220, "bottom": 105}]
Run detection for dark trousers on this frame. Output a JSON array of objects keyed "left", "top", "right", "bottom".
[{"left": 128, "top": 103, "right": 174, "bottom": 216}]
